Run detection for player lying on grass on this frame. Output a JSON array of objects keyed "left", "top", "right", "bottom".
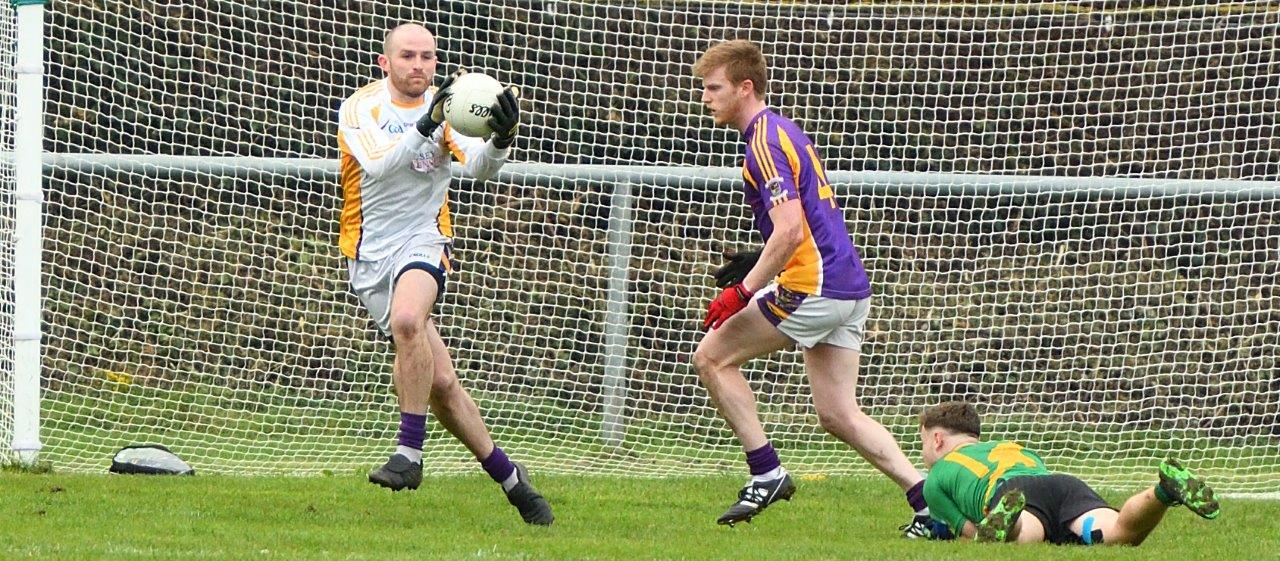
[{"left": 920, "top": 401, "right": 1220, "bottom": 544}]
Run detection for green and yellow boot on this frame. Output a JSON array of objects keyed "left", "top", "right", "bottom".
[
  {"left": 1158, "top": 458, "right": 1221, "bottom": 520},
  {"left": 977, "top": 488, "right": 1026, "bottom": 543}
]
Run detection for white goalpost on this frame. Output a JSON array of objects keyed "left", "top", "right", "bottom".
[
  {"left": 4, "top": 0, "right": 43, "bottom": 468},
  {"left": 2, "top": 1, "right": 1278, "bottom": 494},
  {"left": 0, "top": 0, "right": 14, "bottom": 469}
]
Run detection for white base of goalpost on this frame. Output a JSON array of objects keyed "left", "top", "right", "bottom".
[{"left": 13, "top": 447, "right": 40, "bottom": 467}]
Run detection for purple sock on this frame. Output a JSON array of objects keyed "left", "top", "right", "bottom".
[
  {"left": 480, "top": 446, "right": 516, "bottom": 483},
  {"left": 745, "top": 442, "right": 781, "bottom": 476},
  {"left": 906, "top": 479, "right": 927, "bottom": 512},
  {"left": 397, "top": 412, "right": 427, "bottom": 450}
]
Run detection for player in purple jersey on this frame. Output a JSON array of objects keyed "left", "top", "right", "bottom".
[{"left": 691, "top": 40, "right": 932, "bottom": 536}]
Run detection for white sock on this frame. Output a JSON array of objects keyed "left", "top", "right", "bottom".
[
  {"left": 396, "top": 446, "right": 423, "bottom": 464},
  {"left": 500, "top": 470, "right": 519, "bottom": 492},
  {"left": 751, "top": 466, "right": 786, "bottom": 483}
]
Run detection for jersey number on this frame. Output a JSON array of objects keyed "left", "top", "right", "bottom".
[
  {"left": 988, "top": 443, "right": 1037, "bottom": 480},
  {"left": 984, "top": 443, "right": 1039, "bottom": 502}
]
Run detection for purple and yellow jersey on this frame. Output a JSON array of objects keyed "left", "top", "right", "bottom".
[{"left": 741, "top": 109, "right": 871, "bottom": 299}]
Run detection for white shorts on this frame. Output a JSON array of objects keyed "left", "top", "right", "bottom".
[
  {"left": 348, "top": 234, "right": 451, "bottom": 336},
  {"left": 752, "top": 283, "right": 870, "bottom": 352}
]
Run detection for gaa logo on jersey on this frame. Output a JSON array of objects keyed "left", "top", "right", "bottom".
[
  {"left": 766, "top": 176, "right": 790, "bottom": 206},
  {"left": 379, "top": 120, "right": 413, "bottom": 135}
]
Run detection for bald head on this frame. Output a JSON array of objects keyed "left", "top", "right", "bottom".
[
  {"left": 378, "top": 24, "right": 438, "bottom": 101},
  {"left": 383, "top": 23, "right": 433, "bottom": 56}
]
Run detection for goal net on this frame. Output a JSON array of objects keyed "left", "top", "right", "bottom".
[{"left": 4, "top": 1, "right": 1277, "bottom": 492}]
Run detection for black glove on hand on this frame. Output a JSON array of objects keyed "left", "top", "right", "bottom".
[
  {"left": 488, "top": 86, "right": 521, "bottom": 149},
  {"left": 416, "top": 68, "right": 467, "bottom": 137},
  {"left": 713, "top": 249, "right": 761, "bottom": 288}
]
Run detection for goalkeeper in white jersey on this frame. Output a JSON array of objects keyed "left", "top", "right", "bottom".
[{"left": 336, "top": 23, "right": 552, "bottom": 525}]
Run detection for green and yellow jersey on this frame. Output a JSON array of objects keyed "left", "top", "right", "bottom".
[{"left": 924, "top": 440, "right": 1049, "bottom": 535}]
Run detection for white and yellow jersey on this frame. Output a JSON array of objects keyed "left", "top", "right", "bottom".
[{"left": 337, "top": 78, "right": 509, "bottom": 260}]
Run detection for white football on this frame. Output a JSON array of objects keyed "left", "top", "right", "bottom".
[{"left": 442, "top": 72, "right": 504, "bottom": 137}]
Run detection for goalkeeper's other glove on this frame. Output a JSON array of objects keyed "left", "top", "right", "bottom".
[
  {"left": 704, "top": 283, "right": 754, "bottom": 330},
  {"left": 713, "top": 248, "right": 761, "bottom": 288},
  {"left": 489, "top": 86, "right": 521, "bottom": 149},
  {"left": 416, "top": 68, "right": 467, "bottom": 137}
]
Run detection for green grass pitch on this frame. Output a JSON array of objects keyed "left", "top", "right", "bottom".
[{"left": 2, "top": 471, "right": 1276, "bottom": 560}]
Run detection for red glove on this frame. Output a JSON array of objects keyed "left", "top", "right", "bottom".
[{"left": 704, "top": 283, "right": 755, "bottom": 330}]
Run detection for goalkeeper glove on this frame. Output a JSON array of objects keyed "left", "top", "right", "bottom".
[
  {"left": 488, "top": 86, "right": 521, "bottom": 149},
  {"left": 704, "top": 283, "right": 754, "bottom": 330},
  {"left": 416, "top": 68, "right": 467, "bottom": 137},
  {"left": 713, "top": 248, "right": 761, "bottom": 288}
]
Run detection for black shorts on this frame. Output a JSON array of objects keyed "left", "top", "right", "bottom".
[{"left": 988, "top": 474, "right": 1115, "bottom": 545}]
